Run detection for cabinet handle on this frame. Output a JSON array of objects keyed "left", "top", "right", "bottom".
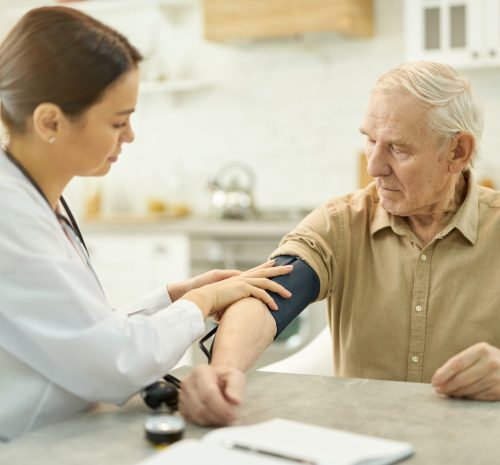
[
  {"left": 490, "top": 49, "right": 497, "bottom": 57},
  {"left": 471, "top": 51, "right": 479, "bottom": 59}
]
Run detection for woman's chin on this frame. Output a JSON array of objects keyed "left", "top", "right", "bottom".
[{"left": 81, "top": 164, "right": 112, "bottom": 177}]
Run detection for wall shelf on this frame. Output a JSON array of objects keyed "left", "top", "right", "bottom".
[
  {"left": 204, "top": 0, "right": 373, "bottom": 41},
  {"left": 7, "top": 1, "right": 210, "bottom": 96}
]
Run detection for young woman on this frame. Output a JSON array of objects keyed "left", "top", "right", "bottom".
[{"left": 0, "top": 6, "right": 292, "bottom": 441}]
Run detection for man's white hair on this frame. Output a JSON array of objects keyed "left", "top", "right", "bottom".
[{"left": 373, "top": 61, "right": 483, "bottom": 166}]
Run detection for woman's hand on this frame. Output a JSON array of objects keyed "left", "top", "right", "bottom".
[
  {"left": 168, "top": 269, "right": 241, "bottom": 302},
  {"left": 182, "top": 260, "right": 293, "bottom": 320}
]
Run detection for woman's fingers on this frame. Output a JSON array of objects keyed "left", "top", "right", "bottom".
[
  {"left": 211, "top": 269, "right": 241, "bottom": 281},
  {"left": 190, "top": 265, "right": 294, "bottom": 320},
  {"left": 246, "top": 259, "right": 276, "bottom": 273},
  {"left": 243, "top": 264, "right": 293, "bottom": 279},
  {"left": 246, "top": 278, "right": 292, "bottom": 299},
  {"left": 236, "top": 278, "right": 292, "bottom": 310},
  {"left": 248, "top": 286, "right": 279, "bottom": 310}
]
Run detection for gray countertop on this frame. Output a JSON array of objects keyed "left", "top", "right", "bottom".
[{"left": 1, "top": 368, "right": 499, "bottom": 465}]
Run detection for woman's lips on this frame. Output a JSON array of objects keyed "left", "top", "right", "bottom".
[{"left": 108, "top": 149, "right": 121, "bottom": 163}]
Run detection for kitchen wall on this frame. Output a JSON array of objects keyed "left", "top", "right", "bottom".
[
  {"left": 2, "top": 0, "right": 500, "bottom": 216},
  {"left": 91, "top": 0, "right": 407, "bottom": 215}
]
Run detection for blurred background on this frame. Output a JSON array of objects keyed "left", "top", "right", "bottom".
[{"left": 1, "top": 0, "right": 499, "bottom": 368}]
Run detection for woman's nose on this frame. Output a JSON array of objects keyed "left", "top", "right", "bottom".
[{"left": 122, "top": 125, "right": 135, "bottom": 144}]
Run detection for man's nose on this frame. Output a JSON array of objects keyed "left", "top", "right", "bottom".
[{"left": 366, "top": 144, "right": 391, "bottom": 178}]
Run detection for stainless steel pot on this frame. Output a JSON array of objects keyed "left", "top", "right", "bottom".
[{"left": 208, "top": 162, "right": 256, "bottom": 219}]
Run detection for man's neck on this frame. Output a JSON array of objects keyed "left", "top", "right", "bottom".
[{"left": 406, "top": 173, "right": 467, "bottom": 247}]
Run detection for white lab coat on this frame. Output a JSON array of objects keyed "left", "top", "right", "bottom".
[{"left": 0, "top": 151, "right": 205, "bottom": 441}]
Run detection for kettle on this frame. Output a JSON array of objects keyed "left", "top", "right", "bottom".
[{"left": 208, "top": 162, "right": 256, "bottom": 219}]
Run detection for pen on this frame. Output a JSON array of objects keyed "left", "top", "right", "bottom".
[{"left": 226, "top": 442, "right": 317, "bottom": 465}]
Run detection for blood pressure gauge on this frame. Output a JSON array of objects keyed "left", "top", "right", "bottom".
[
  {"left": 144, "top": 413, "right": 185, "bottom": 445},
  {"left": 142, "top": 376, "right": 184, "bottom": 445}
]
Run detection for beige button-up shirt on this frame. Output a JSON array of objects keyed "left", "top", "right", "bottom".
[{"left": 272, "top": 171, "right": 500, "bottom": 383}]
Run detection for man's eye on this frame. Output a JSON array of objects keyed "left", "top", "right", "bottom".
[{"left": 113, "top": 122, "right": 126, "bottom": 129}]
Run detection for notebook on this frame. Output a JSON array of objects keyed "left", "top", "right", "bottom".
[{"left": 138, "top": 418, "right": 413, "bottom": 465}]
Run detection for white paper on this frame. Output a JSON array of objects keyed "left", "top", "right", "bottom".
[{"left": 138, "top": 418, "right": 413, "bottom": 465}]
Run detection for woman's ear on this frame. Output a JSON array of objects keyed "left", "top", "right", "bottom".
[
  {"left": 448, "top": 133, "right": 475, "bottom": 173},
  {"left": 32, "top": 103, "right": 62, "bottom": 144}
]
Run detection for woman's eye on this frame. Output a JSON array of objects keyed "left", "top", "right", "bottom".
[{"left": 113, "top": 122, "right": 127, "bottom": 129}]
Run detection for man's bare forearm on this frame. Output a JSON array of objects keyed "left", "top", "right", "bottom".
[{"left": 211, "top": 297, "right": 277, "bottom": 371}]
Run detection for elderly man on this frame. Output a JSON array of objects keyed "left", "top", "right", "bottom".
[{"left": 180, "top": 61, "right": 500, "bottom": 426}]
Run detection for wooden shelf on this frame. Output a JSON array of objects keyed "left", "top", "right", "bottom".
[{"left": 204, "top": 0, "right": 374, "bottom": 42}]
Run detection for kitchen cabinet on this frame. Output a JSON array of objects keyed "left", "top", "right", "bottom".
[
  {"left": 405, "top": 0, "right": 500, "bottom": 68},
  {"left": 203, "top": 0, "right": 373, "bottom": 42},
  {"left": 85, "top": 233, "right": 190, "bottom": 310},
  {"left": 85, "top": 230, "right": 192, "bottom": 367}
]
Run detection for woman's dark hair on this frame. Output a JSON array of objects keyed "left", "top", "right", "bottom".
[{"left": 0, "top": 6, "right": 142, "bottom": 134}]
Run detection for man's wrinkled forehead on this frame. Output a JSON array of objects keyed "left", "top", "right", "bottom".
[{"left": 361, "top": 90, "right": 432, "bottom": 136}]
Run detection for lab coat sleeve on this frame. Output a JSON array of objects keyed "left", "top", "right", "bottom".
[
  {"left": 0, "top": 183, "right": 205, "bottom": 405},
  {"left": 124, "top": 286, "right": 173, "bottom": 316}
]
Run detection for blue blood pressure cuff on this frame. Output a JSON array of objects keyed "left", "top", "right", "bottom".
[{"left": 268, "top": 255, "right": 320, "bottom": 338}]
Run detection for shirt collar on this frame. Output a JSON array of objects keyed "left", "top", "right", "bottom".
[{"left": 370, "top": 170, "right": 478, "bottom": 245}]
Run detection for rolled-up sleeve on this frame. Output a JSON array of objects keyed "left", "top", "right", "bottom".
[{"left": 271, "top": 202, "right": 341, "bottom": 300}]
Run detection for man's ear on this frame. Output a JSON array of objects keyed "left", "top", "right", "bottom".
[
  {"left": 449, "top": 133, "right": 475, "bottom": 173},
  {"left": 32, "top": 103, "right": 63, "bottom": 144}
]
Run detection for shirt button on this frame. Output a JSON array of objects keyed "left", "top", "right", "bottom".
[
  {"left": 420, "top": 254, "right": 427, "bottom": 261},
  {"left": 411, "top": 356, "right": 419, "bottom": 363},
  {"left": 416, "top": 305, "right": 422, "bottom": 312}
]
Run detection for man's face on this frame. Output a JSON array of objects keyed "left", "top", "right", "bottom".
[{"left": 360, "top": 90, "right": 455, "bottom": 218}]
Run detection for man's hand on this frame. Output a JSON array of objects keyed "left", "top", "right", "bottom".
[
  {"left": 431, "top": 342, "right": 500, "bottom": 401},
  {"left": 179, "top": 365, "right": 246, "bottom": 426}
]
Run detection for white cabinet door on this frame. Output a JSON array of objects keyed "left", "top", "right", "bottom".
[
  {"left": 484, "top": 0, "right": 500, "bottom": 61},
  {"left": 86, "top": 233, "right": 190, "bottom": 310},
  {"left": 405, "top": 0, "right": 500, "bottom": 68}
]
